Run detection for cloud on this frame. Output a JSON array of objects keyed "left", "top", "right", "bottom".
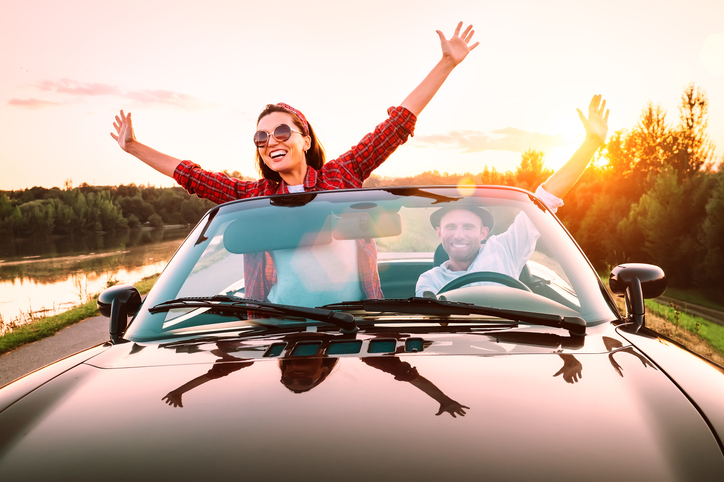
[
  {"left": 9, "top": 78, "right": 212, "bottom": 111},
  {"left": 7, "top": 98, "right": 63, "bottom": 109},
  {"left": 415, "top": 128, "right": 568, "bottom": 153},
  {"left": 124, "top": 89, "right": 211, "bottom": 111},
  {"left": 35, "top": 79, "right": 121, "bottom": 96}
]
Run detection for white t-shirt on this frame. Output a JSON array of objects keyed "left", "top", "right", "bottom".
[
  {"left": 268, "top": 238, "right": 364, "bottom": 307},
  {"left": 415, "top": 186, "right": 563, "bottom": 296},
  {"left": 268, "top": 184, "right": 364, "bottom": 307}
]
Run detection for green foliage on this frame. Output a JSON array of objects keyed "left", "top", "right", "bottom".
[
  {"left": 134, "top": 273, "right": 160, "bottom": 294},
  {"left": 0, "top": 184, "right": 215, "bottom": 239},
  {"left": 148, "top": 213, "right": 164, "bottom": 228},
  {"left": 515, "top": 149, "right": 552, "bottom": 191},
  {"left": 698, "top": 168, "right": 724, "bottom": 294},
  {"left": 664, "top": 286, "right": 724, "bottom": 312},
  {"left": 645, "top": 299, "right": 724, "bottom": 356},
  {"left": 670, "top": 83, "right": 717, "bottom": 177}
]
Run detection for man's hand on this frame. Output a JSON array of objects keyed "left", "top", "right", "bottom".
[
  {"left": 437, "top": 22, "right": 479, "bottom": 67},
  {"left": 577, "top": 94, "right": 609, "bottom": 144}
]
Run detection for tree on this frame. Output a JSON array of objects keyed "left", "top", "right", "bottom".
[
  {"left": 632, "top": 102, "right": 672, "bottom": 179},
  {"left": 118, "top": 195, "right": 154, "bottom": 222},
  {"left": 699, "top": 167, "right": 724, "bottom": 293},
  {"left": 0, "top": 194, "right": 13, "bottom": 219},
  {"left": 615, "top": 168, "right": 714, "bottom": 286},
  {"left": 575, "top": 191, "right": 633, "bottom": 270},
  {"left": 514, "top": 149, "right": 551, "bottom": 191},
  {"left": 669, "top": 83, "right": 716, "bottom": 180},
  {"left": 148, "top": 213, "right": 164, "bottom": 228},
  {"left": 6, "top": 206, "right": 22, "bottom": 237}
]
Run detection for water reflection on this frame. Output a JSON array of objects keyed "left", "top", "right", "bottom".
[{"left": 0, "top": 227, "right": 191, "bottom": 326}]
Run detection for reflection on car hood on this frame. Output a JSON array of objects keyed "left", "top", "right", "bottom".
[{"left": 0, "top": 329, "right": 722, "bottom": 481}]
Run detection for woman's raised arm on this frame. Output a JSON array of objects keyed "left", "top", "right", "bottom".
[
  {"left": 111, "top": 110, "right": 182, "bottom": 178},
  {"left": 400, "top": 22, "right": 479, "bottom": 117}
]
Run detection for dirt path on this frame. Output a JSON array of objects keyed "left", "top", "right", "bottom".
[{"left": 0, "top": 315, "right": 109, "bottom": 387}]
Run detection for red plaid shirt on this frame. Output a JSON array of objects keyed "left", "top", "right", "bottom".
[{"left": 174, "top": 106, "right": 416, "bottom": 301}]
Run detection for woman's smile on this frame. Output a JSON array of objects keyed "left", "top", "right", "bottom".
[{"left": 269, "top": 149, "right": 288, "bottom": 161}]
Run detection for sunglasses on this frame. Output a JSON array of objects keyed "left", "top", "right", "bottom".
[{"left": 253, "top": 124, "right": 304, "bottom": 147}]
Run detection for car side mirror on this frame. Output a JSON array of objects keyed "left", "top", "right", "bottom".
[
  {"left": 609, "top": 263, "right": 667, "bottom": 333},
  {"left": 98, "top": 285, "right": 142, "bottom": 344}
]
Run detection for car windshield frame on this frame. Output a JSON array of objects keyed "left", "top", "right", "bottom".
[{"left": 124, "top": 186, "right": 619, "bottom": 342}]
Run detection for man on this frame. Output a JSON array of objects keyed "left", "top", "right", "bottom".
[{"left": 415, "top": 95, "right": 609, "bottom": 296}]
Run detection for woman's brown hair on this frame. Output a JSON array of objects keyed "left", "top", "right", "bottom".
[{"left": 255, "top": 104, "right": 326, "bottom": 182}]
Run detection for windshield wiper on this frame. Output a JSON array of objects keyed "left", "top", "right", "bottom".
[
  {"left": 149, "top": 295, "right": 357, "bottom": 333},
  {"left": 321, "top": 297, "right": 585, "bottom": 336}
]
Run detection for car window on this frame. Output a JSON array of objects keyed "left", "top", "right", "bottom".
[{"left": 128, "top": 188, "right": 617, "bottom": 341}]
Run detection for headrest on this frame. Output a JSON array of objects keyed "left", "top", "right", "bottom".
[{"left": 223, "top": 209, "right": 401, "bottom": 254}]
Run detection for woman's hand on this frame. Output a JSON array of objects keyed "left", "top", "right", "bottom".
[
  {"left": 437, "top": 22, "right": 479, "bottom": 67},
  {"left": 577, "top": 94, "right": 609, "bottom": 144},
  {"left": 162, "top": 390, "right": 184, "bottom": 408},
  {"left": 554, "top": 354, "right": 583, "bottom": 384},
  {"left": 435, "top": 397, "right": 471, "bottom": 418},
  {"left": 400, "top": 22, "right": 479, "bottom": 117},
  {"left": 111, "top": 109, "right": 136, "bottom": 152},
  {"left": 108, "top": 110, "right": 181, "bottom": 177}
]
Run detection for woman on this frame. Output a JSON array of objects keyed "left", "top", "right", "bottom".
[
  {"left": 112, "top": 22, "right": 477, "bottom": 193},
  {"left": 112, "top": 22, "right": 478, "bottom": 304}
]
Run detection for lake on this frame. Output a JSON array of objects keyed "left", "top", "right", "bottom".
[{"left": 0, "top": 227, "right": 192, "bottom": 329}]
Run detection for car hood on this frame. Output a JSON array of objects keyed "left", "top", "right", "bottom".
[{"left": 1, "top": 330, "right": 723, "bottom": 481}]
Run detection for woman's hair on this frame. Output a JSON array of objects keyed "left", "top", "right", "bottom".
[{"left": 255, "top": 104, "right": 326, "bottom": 182}]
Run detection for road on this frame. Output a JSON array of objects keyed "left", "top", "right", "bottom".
[
  {"left": 656, "top": 296, "right": 724, "bottom": 326},
  {"left": 0, "top": 315, "right": 109, "bottom": 387}
]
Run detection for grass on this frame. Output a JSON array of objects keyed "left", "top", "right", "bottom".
[
  {"left": 599, "top": 272, "right": 724, "bottom": 311},
  {"left": 600, "top": 271, "right": 724, "bottom": 366},
  {"left": 644, "top": 299, "right": 724, "bottom": 366},
  {"left": 0, "top": 274, "right": 160, "bottom": 356},
  {"left": 660, "top": 286, "right": 724, "bottom": 312}
]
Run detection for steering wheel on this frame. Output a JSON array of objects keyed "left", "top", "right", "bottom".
[{"left": 438, "top": 271, "right": 532, "bottom": 294}]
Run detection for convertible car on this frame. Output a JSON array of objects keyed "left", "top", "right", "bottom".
[{"left": 1, "top": 186, "right": 723, "bottom": 481}]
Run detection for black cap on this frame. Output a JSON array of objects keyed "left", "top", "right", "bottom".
[{"left": 430, "top": 206, "right": 495, "bottom": 231}]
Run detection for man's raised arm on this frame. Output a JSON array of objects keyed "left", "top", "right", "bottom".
[{"left": 542, "top": 95, "right": 609, "bottom": 198}]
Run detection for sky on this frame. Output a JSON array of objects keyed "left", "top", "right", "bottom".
[{"left": 1, "top": 0, "right": 723, "bottom": 191}]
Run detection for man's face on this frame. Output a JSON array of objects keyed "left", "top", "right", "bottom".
[{"left": 435, "top": 209, "right": 489, "bottom": 270}]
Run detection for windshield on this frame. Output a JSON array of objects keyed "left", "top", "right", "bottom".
[{"left": 125, "top": 187, "right": 617, "bottom": 341}]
